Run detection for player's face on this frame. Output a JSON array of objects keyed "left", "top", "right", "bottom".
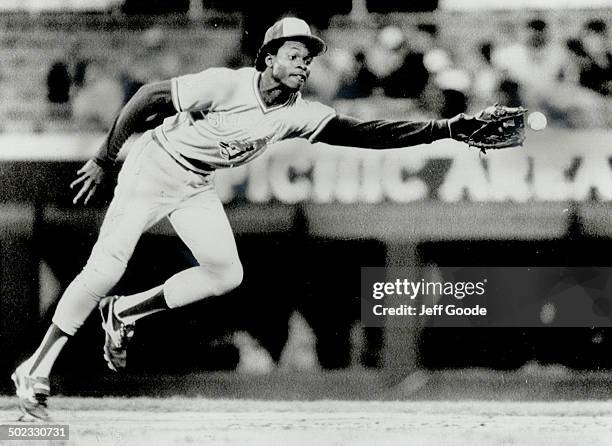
[{"left": 270, "top": 41, "right": 313, "bottom": 91}]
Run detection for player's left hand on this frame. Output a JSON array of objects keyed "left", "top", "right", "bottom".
[{"left": 70, "top": 159, "right": 105, "bottom": 205}]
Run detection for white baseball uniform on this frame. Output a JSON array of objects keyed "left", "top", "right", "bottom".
[
  {"left": 53, "top": 67, "right": 336, "bottom": 335},
  {"left": 158, "top": 66, "right": 335, "bottom": 171}
]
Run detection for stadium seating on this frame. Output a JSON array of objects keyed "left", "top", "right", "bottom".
[{"left": 1, "top": 10, "right": 612, "bottom": 130}]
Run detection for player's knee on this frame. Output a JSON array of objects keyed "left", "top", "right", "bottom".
[
  {"left": 229, "top": 262, "right": 244, "bottom": 289},
  {"left": 86, "top": 239, "right": 131, "bottom": 274},
  {"left": 204, "top": 260, "right": 242, "bottom": 295},
  {"left": 163, "top": 262, "right": 243, "bottom": 308},
  {"left": 80, "top": 252, "right": 128, "bottom": 297},
  {"left": 216, "top": 261, "right": 243, "bottom": 293}
]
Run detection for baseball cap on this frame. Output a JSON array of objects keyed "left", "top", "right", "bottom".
[{"left": 254, "top": 17, "right": 327, "bottom": 71}]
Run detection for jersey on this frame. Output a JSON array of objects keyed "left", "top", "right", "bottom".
[{"left": 153, "top": 67, "right": 336, "bottom": 172}]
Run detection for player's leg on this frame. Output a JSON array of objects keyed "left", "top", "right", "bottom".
[
  {"left": 109, "top": 184, "right": 242, "bottom": 324},
  {"left": 14, "top": 216, "right": 149, "bottom": 398},
  {"left": 11, "top": 324, "right": 65, "bottom": 420},
  {"left": 167, "top": 193, "right": 243, "bottom": 306},
  {"left": 14, "top": 133, "right": 168, "bottom": 417}
]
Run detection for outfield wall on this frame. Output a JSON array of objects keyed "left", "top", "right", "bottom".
[{"left": 3, "top": 129, "right": 612, "bottom": 204}]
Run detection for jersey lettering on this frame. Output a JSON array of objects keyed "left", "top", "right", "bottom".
[{"left": 218, "top": 136, "right": 272, "bottom": 161}]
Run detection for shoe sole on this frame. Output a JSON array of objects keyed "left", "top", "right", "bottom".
[
  {"left": 11, "top": 372, "right": 50, "bottom": 422},
  {"left": 99, "top": 297, "right": 125, "bottom": 372}
]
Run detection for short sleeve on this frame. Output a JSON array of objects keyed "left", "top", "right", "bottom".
[
  {"left": 171, "top": 67, "right": 234, "bottom": 112},
  {"left": 290, "top": 98, "right": 336, "bottom": 143}
]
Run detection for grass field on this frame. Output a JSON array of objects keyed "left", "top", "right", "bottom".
[{"left": 1, "top": 397, "right": 611, "bottom": 445}]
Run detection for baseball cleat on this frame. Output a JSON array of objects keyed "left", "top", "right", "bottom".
[
  {"left": 99, "top": 296, "right": 135, "bottom": 372},
  {"left": 12, "top": 365, "right": 51, "bottom": 422}
]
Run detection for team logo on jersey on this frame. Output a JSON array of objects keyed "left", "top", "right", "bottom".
[{"left": 218, "top": 136, "right": 272, "bottom": 161}]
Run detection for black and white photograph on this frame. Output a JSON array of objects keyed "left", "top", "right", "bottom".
[{"left": 0, "top": 0, "right": 611, "bottom": 444}]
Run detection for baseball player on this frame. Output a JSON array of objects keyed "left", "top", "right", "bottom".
[{"left": 12, "top": 17, "right": 499, "bottom": 421}]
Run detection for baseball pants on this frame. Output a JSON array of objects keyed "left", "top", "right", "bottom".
[{"left": 53, "top": 131, "right": 243, "bottom": 335}]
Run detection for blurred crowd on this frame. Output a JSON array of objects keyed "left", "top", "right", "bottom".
[
  {"left": 46, "top": 27, "right": 183, "bottom": 131},
  {"left": 44, "top": 16, "right": 612, "bottom": 131},
  {"left": 306, "top": 17, "right": 612, "bottom": 127}
]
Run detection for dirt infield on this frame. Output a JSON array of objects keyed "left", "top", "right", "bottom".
[{"left": 0, "top": 398, "right": 611, "bottom": 445}]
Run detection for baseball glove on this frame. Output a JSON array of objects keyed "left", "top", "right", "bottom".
[{"left": 455, "top": 105, "right": 527, "bottom": 153}]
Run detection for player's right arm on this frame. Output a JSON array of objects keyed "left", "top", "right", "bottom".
[{"left": 72, "top": 80, "right": 175, "bottom": 205}]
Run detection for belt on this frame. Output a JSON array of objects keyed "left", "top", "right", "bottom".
[{"left": 152, "top": 131, "right": 216, "bottom": 174}]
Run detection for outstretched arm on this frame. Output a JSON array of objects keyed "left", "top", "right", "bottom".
[
  {"left": 71, "top": 80, "right": 175, "bottom": 205},
  {"left": 313, "top": 114, "right": 479, "bottom": 148}
]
